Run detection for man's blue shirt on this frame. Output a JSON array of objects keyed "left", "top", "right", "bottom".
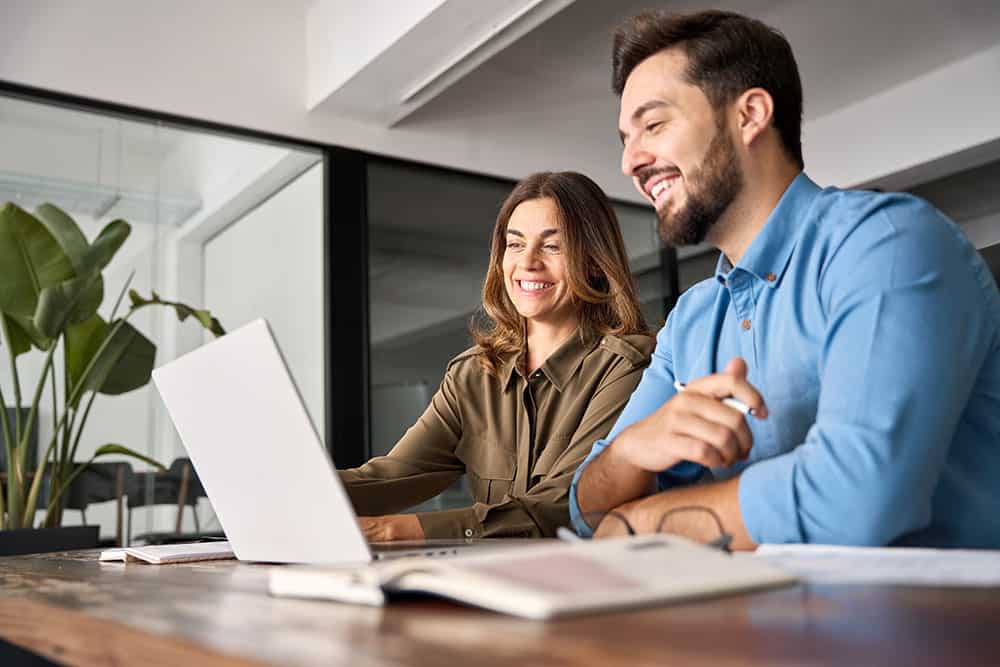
[{"left": 570, "top": 173, "right": 1000, "bottom": 547}]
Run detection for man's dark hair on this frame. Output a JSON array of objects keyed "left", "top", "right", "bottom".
[{"left": 612, "top": 10, "right": 804, "bottom": 169}]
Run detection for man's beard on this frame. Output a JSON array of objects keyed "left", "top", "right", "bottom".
[{"left": 657, "top": 125, "right": 743, "bottom": 247}]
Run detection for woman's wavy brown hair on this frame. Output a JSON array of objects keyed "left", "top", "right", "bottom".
[{"left": 472, "top": 171, "right": 649, "bottom": 375}]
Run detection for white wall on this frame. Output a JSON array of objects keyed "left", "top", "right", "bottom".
[{"left": 203, "top": 162, "right": 326, "bottom": 434}]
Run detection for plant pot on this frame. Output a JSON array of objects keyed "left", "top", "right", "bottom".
[{"left": 0, "top": 526, "right": 100, "bottom": 556}]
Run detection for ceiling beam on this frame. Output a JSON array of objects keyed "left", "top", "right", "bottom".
[{"left": 306, "top": 0, "right": 575, "bottom": 126}]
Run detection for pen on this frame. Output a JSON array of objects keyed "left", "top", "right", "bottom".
[
  {"left": 556, "top": 526, "right": 583, "bottom": 542},
  {"left": 673, "top": 380, "right": 755, "bottom": 416}
]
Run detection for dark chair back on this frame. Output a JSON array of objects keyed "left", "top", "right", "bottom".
[
  {"left": 127, "top": 457, "right": 204, "bottom": 509},
  {"left": 65, "top": 462, "right": 133, "bottom": 510},
  {"left": 125, "top": 457, "right": 207, "bottom": 545}
]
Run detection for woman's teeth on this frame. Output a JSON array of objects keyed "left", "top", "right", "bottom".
[{"left": 520, "top": 281, "right": 553, "bottom": 292}]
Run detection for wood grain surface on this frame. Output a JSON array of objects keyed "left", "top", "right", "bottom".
[{"left": 1, "top": 549, "right": 999, "bottom": 666}]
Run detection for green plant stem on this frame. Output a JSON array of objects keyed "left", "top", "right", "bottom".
[
  {"left": 49, "top": 359, "right": 58, "bottom": 467},
  {"left": 43, "top": 455, "right": 97, "bottom": 518},
  {"left": 2, "top": 381, "right": 20, "bottom": 528},
  {"left": 42, "top": 414, "right": 62, "bottom": 528},
  {"left": 60, "top": 354, "right": 74, "bottom": 475},
  {"left": 0, "top": 315, "right": 23, "bottom": 443},
  {"left": 0, "top": 384, "right": 8, "bottom": 527},
  {"left": 66, "top": 390, "right": 98, "bottom": 479},
  {"left": 61, "top": 269, "right": 134, "bottom": 477},
  {"left": 61, "top": 399, "right": 78, "bottom": 473},
  {"left": 47, "top": 360, "right": 61, "bottom": 527},
  {"left": 0, "top": 382, "right": 13, "bottom": 477},
  {"left": 21, "top": 310, "right": 137, "bottom": 526},
  {"left": 20, "top": 405, "right": 68, "bottom": 528},
  {"left": 63, "top": 289, "right": 160, "bottom": 473},
  {"left": 16, "top": 341, "right": 56, "bottom": 473}
]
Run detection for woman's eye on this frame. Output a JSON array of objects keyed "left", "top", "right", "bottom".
[
  {"left": 544, "top": 244, "right": 560, "bottom": 253},
  {"left": 506, "top": 241, "right": 523, "bottom": 249},
  {"left": 645, "top": 121, "right": 664, "bottom": 133}
]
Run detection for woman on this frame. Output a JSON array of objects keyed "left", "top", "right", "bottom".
[{"left": 340, "top": 171, "right": 654, "bottom": 540}]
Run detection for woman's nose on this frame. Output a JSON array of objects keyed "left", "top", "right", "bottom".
[{"left": 517, "top": 247, "right": 543, "bottom": 270}]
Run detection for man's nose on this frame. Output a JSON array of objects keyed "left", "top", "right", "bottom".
[{"left": 622, "top": 138, "right": 654, "bottom": 177}]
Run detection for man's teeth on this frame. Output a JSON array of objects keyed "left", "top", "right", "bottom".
[
  {"left": 520, "top": 281, "right": 553, "bottom": 291},
  {"left": 650, "top": 177, "right": 677, "bottom": 200}
]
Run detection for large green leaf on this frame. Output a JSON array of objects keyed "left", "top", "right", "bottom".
[
  {"left": 0, "top": 203, "right": 75, "bottom": 317},
  {"left": 129, "top": 290, "right": 226, "bottom": 336},
  {"left": 80, "top": 318, "right": 156, "bottom": 396},
  {"left": 33, "top": 203, "right": 91, "bottom": 274},
  {"left": 91, "top": 443, "right": 167, "bottom": 471},
  {"left": 85, "top": 219, "right": 131, "bottom": 272},
  {"left": 65, "top": 315, "right": 107, "bottom": 399},
  {"left": 35, "top": 275, "right": 104, "bottom": 339},
  {"left": 3, "top": 311, "right": 55, "bottom": 353},
  {"left": 1, "top": 313, "right": 35, "bottom": 357}
]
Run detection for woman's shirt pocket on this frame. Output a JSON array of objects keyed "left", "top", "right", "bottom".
[{"left": 456, "top": 435, "right": 516, "bottom": 504}]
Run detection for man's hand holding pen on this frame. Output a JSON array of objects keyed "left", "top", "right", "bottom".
[{"left": 614, "top": 357, "right": 768, "bottom": 472}]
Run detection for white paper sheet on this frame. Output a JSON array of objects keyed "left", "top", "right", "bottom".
[{"left": 747, "top": 544, "right": 1000, "bottom": 586}]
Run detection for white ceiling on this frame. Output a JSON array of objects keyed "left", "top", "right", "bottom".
[
  {"left": 410, "top": 0, "right": 1000, "bottom": 123},
  {"left": 398, "top": 0, "right": 1000, "bottom": 201}
]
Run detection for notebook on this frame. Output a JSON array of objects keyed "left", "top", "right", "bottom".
[
  {"left": 269, "top": 534, "right": 798, "bottom": 620},
  {"left": 99, "top": 541, "right": 235, "bottom": 564}
]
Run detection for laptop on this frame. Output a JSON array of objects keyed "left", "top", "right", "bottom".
[{"left": 151, "top": 318, "right": 510, "bottom": 565}]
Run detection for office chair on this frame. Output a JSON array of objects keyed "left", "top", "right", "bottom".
[
  {"left": 125, "top": 457, "right": 207, "bottom": 545},
  {"left": 63, "top": 461, "right": 133, "bottom": 547}
]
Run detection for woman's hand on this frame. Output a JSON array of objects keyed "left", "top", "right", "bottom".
[{"left": 357, "top": 514, "right": 425, "bottom": 542}]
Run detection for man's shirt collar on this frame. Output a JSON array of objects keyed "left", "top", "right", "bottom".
[{"left": 715, "top": 172, "right": 821, "bottom": 287}]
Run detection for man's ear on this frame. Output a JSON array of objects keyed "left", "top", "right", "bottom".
[{"left": 735, "top": 87, "right": 774, "bottom": 148}]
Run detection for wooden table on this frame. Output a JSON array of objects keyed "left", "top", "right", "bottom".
[{"left": 1, "top": 549, "right": 998, "bottom": 666}]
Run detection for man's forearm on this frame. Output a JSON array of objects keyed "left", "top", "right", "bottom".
[
  {"left": 576, "top": 429, "right": 657, "bottom": 519},
  {"left": 611, "top": 476, "right": 757, "bottom": 550}
]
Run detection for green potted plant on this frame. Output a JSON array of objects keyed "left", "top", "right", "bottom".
[{"left": 0, "top": 201, "right": 224, "bottom": 553}]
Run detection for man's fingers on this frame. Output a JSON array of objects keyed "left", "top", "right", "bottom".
[
  {"left": 669, "top": 434, "right": 726, "bottom": 469},
  {"left": 673, "top": 393, "right": 753, "bottom": 459},
  {"left": 670, "top": 410, "right": 742, "bottom": 466},
  {"left": 686, "top": 371, "right": 768, "bottom": 418},
  {"left": 724, "top": 356, "right": 748, "bottom": 380}
]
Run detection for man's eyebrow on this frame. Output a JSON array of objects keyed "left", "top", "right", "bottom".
[{"left": 619, "top": 99, "right": 672, "bottom": 143}]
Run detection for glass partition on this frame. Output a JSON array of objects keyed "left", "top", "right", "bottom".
[{"left": 0, "top": 92, "right": 322, "bottom": 544}]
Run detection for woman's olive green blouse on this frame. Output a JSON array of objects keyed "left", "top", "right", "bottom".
[{"left": 339, "top": 331, "right": 654, "bottom": 538}]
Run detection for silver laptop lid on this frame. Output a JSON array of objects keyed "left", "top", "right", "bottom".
[{"left": 152, "top": 318, "right": 371, "bottom": 565}]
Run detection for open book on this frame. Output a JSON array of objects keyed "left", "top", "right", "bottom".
[
  {"left": 269, "top": 534, "right": 796, "bottom": 620},
  {"left": 99, "top": 541, "right": 235, "bottom": 564}
]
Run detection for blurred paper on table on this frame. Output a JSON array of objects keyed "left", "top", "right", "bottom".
[{"left": 749, "top": 544, "right": 1000, "bottom": 586}]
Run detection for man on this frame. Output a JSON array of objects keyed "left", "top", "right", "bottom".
[{"left": 570, "top": 9, "right": 1000, "bottom": 549}]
